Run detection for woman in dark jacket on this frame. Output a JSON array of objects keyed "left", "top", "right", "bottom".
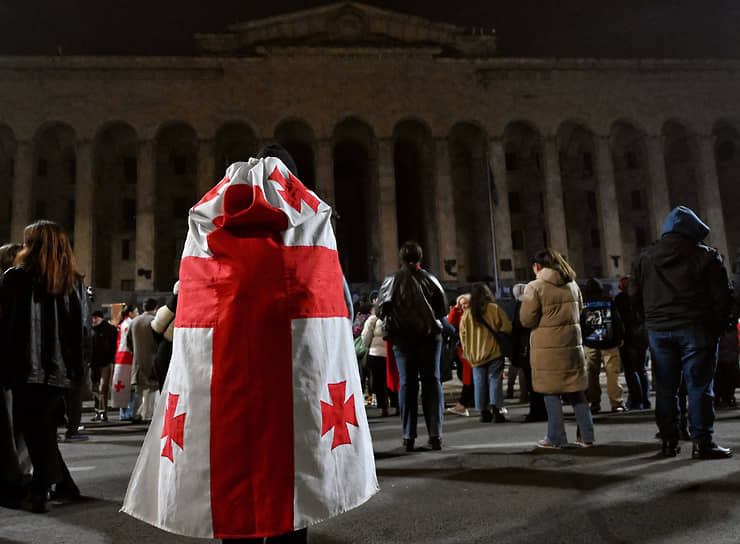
[{"left": 0, "top": 220, "right": 84, "bottom": 512}]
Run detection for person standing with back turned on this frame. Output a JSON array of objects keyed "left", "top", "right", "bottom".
[
  {"left": 631, "top": 206, "right": 733, "bottom": 459},
  {"left": 377, "top": 240, "right": 447, "bottom": 452}
]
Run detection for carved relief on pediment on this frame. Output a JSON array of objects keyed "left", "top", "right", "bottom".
[{"left": 195, "top": 2, "right": 496, "bottom": 57}]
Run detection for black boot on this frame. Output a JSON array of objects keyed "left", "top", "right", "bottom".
[
  {"left": 403, "top": 438, "right": 415, "bottom": 452},
  {"left": 691, "top": 442, "right": 733, "bottom": 460},
  {"left": 661, "top": 440, "right": 680, "bottom": 457},
  {"left": 479, "top": 409, "right": 493, "bottom": 423}
]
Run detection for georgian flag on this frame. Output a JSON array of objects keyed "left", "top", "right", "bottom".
[
  {"left": 110, "top": 317, "right": 133, "bottom": 408},
  {"left": 122, "top": 157, "right": 378, "bottom": 539}
]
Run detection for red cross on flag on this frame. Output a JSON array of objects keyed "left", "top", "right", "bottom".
[
  {"left": 122, "top": 157, "right": 378, "bottom": 539},
  {"left": 110, "top": 317, "right": 133, "bottom": 408}
]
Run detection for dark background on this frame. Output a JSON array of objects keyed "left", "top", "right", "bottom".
[{"left": 1, "top": 0, "right": 739, "bottom": 58}]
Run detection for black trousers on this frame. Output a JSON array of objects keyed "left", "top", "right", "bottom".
[{"left": 13, "top": 384, "right": 75, "bottom": 498}]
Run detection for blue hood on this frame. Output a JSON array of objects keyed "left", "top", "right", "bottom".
[{"left": 661, "top": 206, "right": 710, "bottom": 240}]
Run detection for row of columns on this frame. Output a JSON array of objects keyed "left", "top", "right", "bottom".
[{"left": 6, "top": 130, "right": 731, "bottom": 290}]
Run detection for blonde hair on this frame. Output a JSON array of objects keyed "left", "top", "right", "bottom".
[{"left": 456, "top": 293, "right": 471, "bottom": 306}]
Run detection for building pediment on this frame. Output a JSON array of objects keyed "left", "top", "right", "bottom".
[{"left": 195, "top": 2, "right": 496, "bottom": 58}]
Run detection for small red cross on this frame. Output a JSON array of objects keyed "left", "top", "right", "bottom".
[
  {"left": 320, "top": 381, "right": 358, "bottom": 450},
  {"left": 114, "top": 380, "right": 125, "bottom": 392},
  {"left": 267, "top": 166, "right": 320, "bottom": 213},
  {"left": 161, "top": 393, "right": 186, "bottom": 462}
]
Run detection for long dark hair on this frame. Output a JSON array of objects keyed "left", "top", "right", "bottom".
[
  {"left": 16, "top": 220, "right": 79, "bottom": 295},
  {"left": 469, "top": 282, "right": 495, "bottom": 324},
  {"left": 532, "top": 248, "right": 576, "bottom": 283}
]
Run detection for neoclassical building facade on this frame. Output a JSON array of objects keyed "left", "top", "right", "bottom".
[{"left": 1, "top": 2, "right": 739, "bottom": 293}]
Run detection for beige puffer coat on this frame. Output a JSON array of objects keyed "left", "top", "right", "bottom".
[{"left": 519, "top": 267, "right": 587, "bottom": 394}]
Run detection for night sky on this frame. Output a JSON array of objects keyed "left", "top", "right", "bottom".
[{"left": 0, "top": 0, "right": 739, "bottom": 58}]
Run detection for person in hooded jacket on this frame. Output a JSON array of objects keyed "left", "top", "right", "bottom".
[
  {"left": 520, "top": 248, "right": 594, "bottom": 448},
  {"left": 511, "top": 283, "right": 547, "bottom": 422},
  {"left": 581, "top": 278, "right": 626, "bottom": 413},
  {"left": 631, "top": 206, "right": 733, "bottom": 459},
  {"left": 0, "top": 220, "right": 85, "bottom": 512}
]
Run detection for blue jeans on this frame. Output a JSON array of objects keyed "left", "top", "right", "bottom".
[
  {"left": 473, "top": 358, "right": 505, "bottom": 411},
  {"left": 543, "top": 392, "right": 594, "bottom": 446},
  {"left": 392, "top": 338, "right": 444, "bottom": 440},
  {"left": 648, "top": 325, "right": 717, "bottom": 446},
  {"left": 120, "top": 386, "right": 136, "bottom": 420}
]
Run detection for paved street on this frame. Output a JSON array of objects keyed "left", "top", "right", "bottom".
[{"left": 1, "top": 394, "right": 739, "bottom": 544}]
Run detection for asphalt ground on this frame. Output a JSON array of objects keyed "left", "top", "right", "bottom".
[{"left": 1, "top": 389, "right": 739, "bottom": 544}]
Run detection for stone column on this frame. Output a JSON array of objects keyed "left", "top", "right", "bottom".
[
  {"left": 135, "top": 140, "right": 155, "bottom": 291},
  {"left": 377, "top": 138, "right": 398, "bottom": 275},
  {"left": 696, "top": 134, "right": 730, "bottom": 260},
  {"left": 434, "top": 138, "right": 457, "bottom": 281},
  {"left": 73, "top": 140, "right": 95, "bottom": 282},
  {"left": 542, "top": 136, "right": 567, "bottom": 255},
  {"left": 314, "top": 139, "right": 335, "bottom": 209},
  {"left": 645, "top": 134, "right": 671, "bottom": 241},
  {"left": 595, "top": 136, "right": 624, "bottom": 278},
  {"left": 489, "top": 137, "right": 514, "bottom": 282},
  {"left": 10, "top": 141, "right": 33, "bottom": 243},
  {"left": 197, "top": 139, "right": 215, "bottom": 197}
]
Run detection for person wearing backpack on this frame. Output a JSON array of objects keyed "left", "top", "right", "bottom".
[
  {"left": 377, "top": 241, "right": 447, "bottom": 451},
  {"left": 581, "top": 278, "right": 627, "bottom": 413},
  {"left": 459, "top": 283, "right": 513, "bottom": 423}
]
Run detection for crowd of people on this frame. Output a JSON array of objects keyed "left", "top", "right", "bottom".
[{"left": 0, "top": 147, "right": 736, "bottom": 542}]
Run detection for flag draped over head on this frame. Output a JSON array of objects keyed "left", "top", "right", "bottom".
[
  {"left": 110, "top": 317, "right": 133, "bottom": 408},
  {"left": 122, "top": 157, "right": 378, "bottom": 539}
]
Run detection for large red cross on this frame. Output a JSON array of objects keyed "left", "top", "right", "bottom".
[
  {"left": 114, "top": 380, "right": 125, "bottom": 393},
  {"left": 175, "top": 180, "right": 348, "bottom": 538}
]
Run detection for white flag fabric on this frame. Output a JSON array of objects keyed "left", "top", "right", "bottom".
[
  {"left": 122, "top": 158, "right": 378, "bottom": 539},
  {"left": 110, "top": 317, "right": 133, "bottom": 409}
]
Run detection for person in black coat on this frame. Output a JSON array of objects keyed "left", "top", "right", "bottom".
[
  {"left": 0, "top": 220, "right": 85, "bottom": 512},
  {"left": 90, "top": 310, "right": 118, "bottom": 421}
]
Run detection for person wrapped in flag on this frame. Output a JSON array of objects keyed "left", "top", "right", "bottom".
[{"left": 122, "top": 145, "right": 378, "bottom": 541}]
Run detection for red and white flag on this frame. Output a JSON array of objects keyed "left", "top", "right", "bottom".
[
  {"left": 122, "top": 157, "right": 378, "bottom": 539},
  {"left": 110, "top": 317, "right": 133, "bottom": 408}
]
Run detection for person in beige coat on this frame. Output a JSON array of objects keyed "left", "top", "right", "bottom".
[{"left": 519, "top": 249, "right": 594, "bottom": 448}]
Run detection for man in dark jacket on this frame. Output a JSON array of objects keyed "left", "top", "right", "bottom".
[
  {"left": 377, "top": 240, "right": 447, "bottom": 451},
  {"left": 90, "top": 310, "right": 118, "bottom": 422},
  {"left": 581, "top": 278, "right": 626, "bottom": 413},
  {"left": 631, "top": 206, "right": 733, "bottom": 459},
  {"left": 614, "top": 276, "right": 650, "bottom": 410}
]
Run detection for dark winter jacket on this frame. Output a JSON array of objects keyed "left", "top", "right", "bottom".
[
  {"left": 630, "top": 206, "right": 731, "bottom": 336},
  {"left": 0, "top": 267, "right": 84, "bottom": 389},
  {"left": 614, "top": 291, "right": 647, "bottom": 348},
  {"left": 580, "top": 278, "right": 625, "bottom": 350},
  {"left": 91, "top": 319, "right": 118, "bottom": 369},
  {"left": 377, "top": 266, "right": 447, "bottom": 345}
]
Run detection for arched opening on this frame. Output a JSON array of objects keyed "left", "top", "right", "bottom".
[
  {"left": 714, "top": 119, "right": 740, "bottom": 272},
  {"left": 393, "top": 119, "right": 438, "bottom": 274},
  {"left": 93, "top": 122, "right": 138, "bottom": 289},
  {"left": 275, "top": 119, "right": 316, "bottom": 190},
  {"left": 449, "top": 122, "right": 493, "bottom": 281},
  {"left": 155, "top": 122, "right": 198, "bottom": 291},
  {"left": 214, "top": 122, "right": 257, "bottom": 180},
  {"left": 663, "top": 120, "right": 700, "bottom": 212},
  {"left": 0, "top": 125, "right": 16, "bottom": 244},
  {"left": 32, "top": 123, "right": 77, "bottom": 238},
  {"left": 558, "top": 121, "right": 602, "bottom": 278},
  {"left": 611, "top": 122, "right": 652, "bottom": 274},
  {"left": 333, "top": 118, "right": 376, "bottom": 283},
  {"left": 503, "top": 121, "right": 546, "bottom": 280}
]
